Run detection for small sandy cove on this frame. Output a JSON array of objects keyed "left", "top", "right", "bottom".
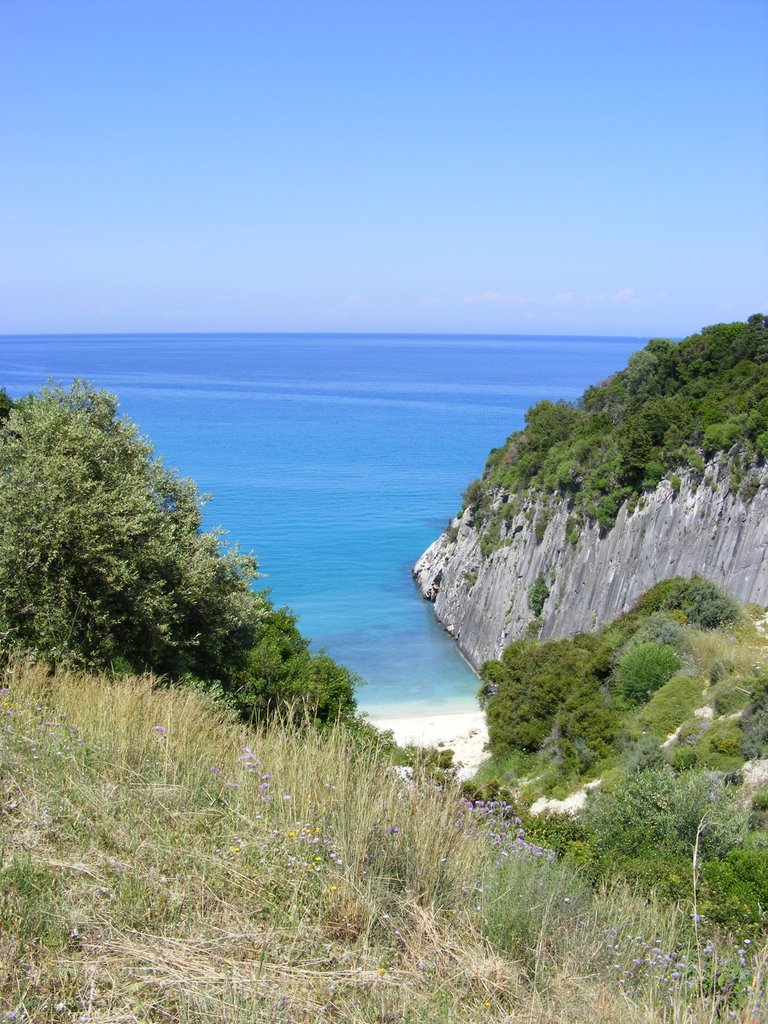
[{"left": 369, "top": 708, "right": 489, "bottom": 779}]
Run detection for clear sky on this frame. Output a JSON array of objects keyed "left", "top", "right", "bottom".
[{"left": 1, "top": 0, "right": 766, "bottom": 337}]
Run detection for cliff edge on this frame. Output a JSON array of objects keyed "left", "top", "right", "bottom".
[{"left": 414, "top": 459, "right": 768, "bottom": 671}]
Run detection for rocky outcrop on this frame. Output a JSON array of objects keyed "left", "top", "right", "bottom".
[{"left": 414, "top": 460, "right": 768, "bottom": 671}]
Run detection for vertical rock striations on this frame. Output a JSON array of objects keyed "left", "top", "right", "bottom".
[{"left": 414, "top": 460, "right": 768, "bottom": 671}]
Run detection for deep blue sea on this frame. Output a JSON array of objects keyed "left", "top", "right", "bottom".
[{"left": 1, "top": 332, "right": 646, "bottom": 714}]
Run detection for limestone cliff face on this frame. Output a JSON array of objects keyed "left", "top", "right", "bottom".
[{"left": 414, "top": 461, "right": 768, "bottom": 671}]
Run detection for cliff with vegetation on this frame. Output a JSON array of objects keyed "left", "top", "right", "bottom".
[
  {"left": 415, "top": 456, "right": 768, "bottom": 670},
  {"left": 415, "top": 316, "right": 768, "bottom": 670}
]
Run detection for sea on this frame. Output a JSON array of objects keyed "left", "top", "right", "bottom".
[{"left": 1, "top": 332, "right": 647, "bottom": 715}]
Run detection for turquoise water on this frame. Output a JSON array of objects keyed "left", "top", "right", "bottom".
[{"left": 1, "top": 332, "right": 646, "bottom": 713}]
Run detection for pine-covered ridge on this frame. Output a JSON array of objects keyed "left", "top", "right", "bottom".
[{"left": 463, "top": 314, "right": 768, "bottom": 536}]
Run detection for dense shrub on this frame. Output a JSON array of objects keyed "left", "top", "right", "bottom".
[
  {"left": 524, "top": 812, "right": 595, "bottom": 860},
  {"left": 693, "top": 719, "right": 744, "bottom": 771},
  {"left": 621, "top": 734, "right": 667, "bottom": 773},
  {"left": 607, "top": 852, "right": 693, "bottom": 903},
  {"left": 586, "top": 768, "right": 746, "bottom": 864},
  {"left": 0, "top": 388, "right": 11, "bottom": 424},
  {"left": 617, "top": 642, "right": 682, "bottom": 704},
  {"left": 637, "top": 577, "right": 741, "bottom": 630},
  {"left": 0, "top": 381, "right": 360, "bottom": 726},
  {"left": 626, "top": 611, "right": 688, "bottom": 651},
  {"left": 741, "top": 683, "right": 768, "bottom": 759},
  {"left": 701, "top": 849, "right": 768, "bottom": 935},
  {"left": 670, "top": 746, "right": 698, "bottom": 772},
  {"left": 483, "top": 634, "right": 619, "bottom": 771},
  {"left": 232, "top": 606, "right": 358, "bottom": 724},
  {"left": 681, "top": 578, "right": 742, "bottom": 629},
  {"left": 527, "top": 574, "right": 549, "bottom": 617}
]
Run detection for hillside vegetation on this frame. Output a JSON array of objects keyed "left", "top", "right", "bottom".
[
  {"left": 2, "top": 660, "right": 766, "bottom": 1023},
  {"left": 463, "top": 315, "right": 768, "bottom": 534},
  {"left": 2, "top": 378, "right": 768, "bottom": 1020},
  {"left": 471, "top": 578, "right": 768, "bottom": 942}
]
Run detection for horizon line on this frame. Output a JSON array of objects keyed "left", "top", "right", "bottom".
[{"left": 0, "top": 328, "right": 666, "bottom": 341}]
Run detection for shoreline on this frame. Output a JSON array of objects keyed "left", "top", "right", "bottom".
[{"left": 368, "top": 707, "right": 489, "bottom": 780}]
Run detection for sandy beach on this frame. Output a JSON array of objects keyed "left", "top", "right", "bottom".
[{"left": 369, "top": 708, "right": 489, "bottom": 779}]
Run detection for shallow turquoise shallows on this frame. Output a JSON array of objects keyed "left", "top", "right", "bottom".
[{"left": 1, "top": 332, "right": 646, "bottom": 714}]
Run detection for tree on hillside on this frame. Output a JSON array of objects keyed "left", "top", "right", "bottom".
[
  {"left": 0, "top": 389, "right": 12, "bottom": 424},
  {"left": 0, "top": 380, "right": 264, "bottom": 678},
  {"left": 232, "top": 606, "right": 360, "bottom": 723}
]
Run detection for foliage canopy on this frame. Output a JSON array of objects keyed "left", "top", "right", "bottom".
[
  {"left": 463, "top": 315, "right": 768, "bottom": 532},
  {"left": 0, "top": 381, "right": 263, "bottom": 679},
  {"left": 617, "top": 642, "right": 682, "bottom": 704},
  {"left": 0, "top": 381, "right": 359, "bottom": 725}
]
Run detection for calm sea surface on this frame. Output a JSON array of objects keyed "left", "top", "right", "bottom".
[{"left": 1, "top": 332, "right": 646, "bottom": 714}]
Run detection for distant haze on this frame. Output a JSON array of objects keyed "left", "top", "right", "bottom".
[{"left": 1, "top": 0, "right": 766, "bottom": 336}]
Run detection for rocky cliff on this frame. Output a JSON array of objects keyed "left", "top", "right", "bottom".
[{"left": 414, "top": 460, "right": 768, "bottom": 671}]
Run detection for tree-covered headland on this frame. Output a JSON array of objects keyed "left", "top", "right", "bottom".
[
  {"left": 448, "top": 317, "right": 768, "bottom": 945},
  {"left": 463, "top": 314, "right": 768, "bottom": 535}
]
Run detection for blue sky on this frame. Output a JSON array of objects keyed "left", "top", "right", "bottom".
[{"left": 1, "top": 0, "right": 766, "bottom": 336}]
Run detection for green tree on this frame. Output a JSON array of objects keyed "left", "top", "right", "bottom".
[
  {"left": 483, "top": 634, "right": 618, "bottom": 763},
  {"left": 465, "top": 317, "right": 768, "bottom": 542},
  {"left": 0, "top": 389, "right": 12, "bottom": 425},
  {"left": 0, "top": 381, "right": 263, "bottom": 679},
  {"left": 233, "top": 606, "right": 358, "bottom": 723},
  {"left": 527, "top": 574, "right": 550, "bottom": 617}
]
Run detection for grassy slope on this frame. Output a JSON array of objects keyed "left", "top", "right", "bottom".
[{"left": 1, "top": 663, "right": 766, "bottom": 1023}]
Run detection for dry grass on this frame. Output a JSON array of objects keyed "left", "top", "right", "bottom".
[
  {"left": 1, "top": 661, "right": 765, "bottom": 1022},
  {"left": 687, "top": 627, "right": 768, "bottom": 687}
]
